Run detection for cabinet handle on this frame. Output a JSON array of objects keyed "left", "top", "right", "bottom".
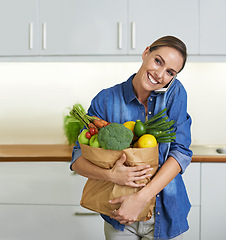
[
  {"left": 74, "top": 212, "right": 99, "bottom": 216},
  {"left": 131, "top": 22, "right": 136, "bottom": 49},
  {"left": 29, "top": 22, "right": 34, "bottom": 50},
  {"left": 118, "top": 21, "right": 122, "bottom": 49},
  {"left": 42, "top": 22, "right": 47, "bottom": 50}
]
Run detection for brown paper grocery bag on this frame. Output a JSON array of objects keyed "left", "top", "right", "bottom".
[{"left": 79, "top": 143, "right": 159, "bottom": 221}]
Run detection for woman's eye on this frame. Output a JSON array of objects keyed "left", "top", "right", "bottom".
[
  {"left": 167, "top": 71, "right": 174, "bottom": 77},
  {"left": 155, "top": 58, "right": 161, "bottom": 65}
]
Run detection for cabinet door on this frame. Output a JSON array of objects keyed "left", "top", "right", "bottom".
[
  {"left": 200, "top": 0, "right": 226, "bottom": 54},
  {"left": 201, "top": 163, "right": 226, "bottom": 240},
  {"left": 183, "top": 206, "right": 200, "bottom": 240},
  {"left": 0, "top": 162, "right": 87, "bottom": 205},
  {"left": 183, "top": 163, "right": 201, "bottom": 240},
  {"left": 128, "top": 0, "right": 199, "bottom": 55},
  {"left": 0, "top": 205, "right": 104, "bottom": 240},
  {"left": 39, "top": 0, "right": 127, "bottom": 55},
  {"left": 182, "top": 163, "right": 201, "bottom": 206},
  {"left": 0, "top": 0, "right": 38, "bottom": 55}
]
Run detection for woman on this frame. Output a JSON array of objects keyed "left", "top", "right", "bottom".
[{"left": 71, "top": 36, "right": 193, "bottom": 240}]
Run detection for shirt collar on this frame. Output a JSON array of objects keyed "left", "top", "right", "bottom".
[{"left": 123, "top": 74, "right": 137, "bottom": 104}]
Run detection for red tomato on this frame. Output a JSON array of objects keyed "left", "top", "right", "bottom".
[
  {"left": 85, "top": 131, "right": 92, "bottom": 139},
  {"left": 89, "top": 128, "right": 96, "bottom": 136}
]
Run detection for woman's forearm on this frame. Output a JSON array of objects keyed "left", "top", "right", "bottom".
[
  {"left": 71, "top": 155, "right": 110, "bottom": 181},
  {"left": 71, "top": 154, "right": 153, "bottom": 187},
  {"left": 138, "top": 156, "right": 182, "bottom": 203}
]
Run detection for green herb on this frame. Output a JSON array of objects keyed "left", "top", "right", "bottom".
[{"left": 64, "top": 108, "right": 84, "bottom": 145}]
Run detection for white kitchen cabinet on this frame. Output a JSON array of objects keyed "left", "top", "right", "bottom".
[
  {"left": 0, "top": 162, "right": 104, "bottom": 240},
  {"left": 2, "top": 0, "right": 226, "bottom": 58},
  {"left": 0, "top": 205, "right": 104, "bottom": 240},
  {"left": 0, "top": 162, "right": 86, "bottom": 205},
  {"left": 201, "top": 163, "right": 226, "bottom": 240},
  {"left": 39, "top": 0, "right": 128, "bottom": 55},
  {"left": 184, "top": 206, "right": 200, "bottom": 240},
  {"left": 183, "top": 163, "right": 201, "bottom": 206},
  {"left": 183, "top": 163, "right": 201, "bottom": 240},
  {"left": 0, "top": 0, "right": 127, "bottom": 56},
  {"left": 128, "top": 0, "right": 199, "bottom": 55},
  {"left": 0, "top": 0, "right": 38, "bottom": 56},
  {"left": 200, "top": 0, "right": 226, "bottom": 55}
]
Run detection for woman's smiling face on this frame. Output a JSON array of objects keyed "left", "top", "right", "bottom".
[{"left": 137, "top": 46, "right": 184, "bottom": 92}]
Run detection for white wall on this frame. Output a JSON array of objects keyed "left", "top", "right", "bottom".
[{"left": 0, "top": 62, "right": 225, "bottom": 145}]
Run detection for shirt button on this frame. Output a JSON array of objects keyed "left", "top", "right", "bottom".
[
  {"left": 157, "top": 211, "right": 160, "bottom": 215},
  {"left": 148, "top": 111, "right": 152, "bottom": 115},
  {"left": 156, "top": 194, "right": 160, "bottom": 197},
  {"left": 158, "top": 164, "right": 161, "bottom": 168},
  {"left": 150, "top": 98, "right": 153, "bottom": 101}
]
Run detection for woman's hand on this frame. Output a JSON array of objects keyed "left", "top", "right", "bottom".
[
  {"left": 109, "top": 153, "right": 153, "bottom": 187},
  {"left": 109, "top": 157, "right": 183, "bottom": 225},
  {"left": 109, "top": 192, "right": 148, "bottom": 225}
]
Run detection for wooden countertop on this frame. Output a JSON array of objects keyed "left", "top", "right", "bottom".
[
  {"left": 0, "top": 144, "right": 226, "bottom": 162},
  {"left": 191, "top": 155, "right": 226, "bottom": 162},
  {"left": 0, "top": 144, "right": 74, "bottom": 162}
]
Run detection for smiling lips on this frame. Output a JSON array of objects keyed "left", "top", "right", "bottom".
[{"left": 147, "top": 72, "right": 159, "bottom": 85}]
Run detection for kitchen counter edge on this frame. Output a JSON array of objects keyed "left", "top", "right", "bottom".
[{"left": 0, "top": 144, "right": 225, "bottom": 162}]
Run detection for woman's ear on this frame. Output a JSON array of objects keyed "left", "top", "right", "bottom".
[{"left": 142, "top": 46, "right": 150, "bottom": 60}]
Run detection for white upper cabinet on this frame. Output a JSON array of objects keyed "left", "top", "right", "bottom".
[
  {"left": 0, "top": 0, "right": 128, "bottom": 56},
  {"left": 2, "top": 0, "right": 226, "bottom": 57},
  {"left": 200, "top": 0, "right": 226, "bottom": 55},
  {"left": 39, "top": 0, "right": 128, "bottom": 55},
  {"left": 0, "top": 0, "right": 38, "bottom": 56},
  {"left": 128, "top": 0, "right": 199, "bottom": 55}
]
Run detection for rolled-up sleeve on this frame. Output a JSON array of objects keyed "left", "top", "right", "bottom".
[
  {"left": 167, "top": 82, "right": 193, "bottom": 174},
  {"left": 70, "top": 142, "right": 82, "bottom": 171},
  {"left": 169, "top": 149, "right": 192, "bottom": 174}
]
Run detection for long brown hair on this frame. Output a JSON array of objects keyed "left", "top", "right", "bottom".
[{"left": 149, "top": 36, "right": 187, "bottom": 72}]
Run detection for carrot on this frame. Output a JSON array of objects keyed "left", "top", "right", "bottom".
[{"left": 92, "top": 116, "right": 109, "bottom": 128}]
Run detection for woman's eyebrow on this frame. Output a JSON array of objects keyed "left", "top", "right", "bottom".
[{"left": 157, "top": 55, "right": 178, "bottom": 74}]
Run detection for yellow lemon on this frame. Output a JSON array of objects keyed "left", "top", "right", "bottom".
[
  {"left": 123, "top": 121, "right": 137, "bottom": 141},
  {"left": 137, "top": 134, "right": 157, "bottom": 148},
  {"left": 123, "top": 121, "right": 135, "bottom": 132}
]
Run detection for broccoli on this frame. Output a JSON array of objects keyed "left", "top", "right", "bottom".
[{"left": 97, "top": 122, "right": 133, "bottom": 150}]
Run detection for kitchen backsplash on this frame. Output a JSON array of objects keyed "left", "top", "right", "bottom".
[{"left": 0, "top": 62, "right": 225, "bottom": 145}]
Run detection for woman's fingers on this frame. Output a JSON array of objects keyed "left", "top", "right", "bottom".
[
  {"left": 110, "top": 204, "right": 136, "bottom": 225},
  {"left": 131, "top": 164, "right": 153, "bottom": 173},
  {"left": 116, "top": 153, "right": 127, "bottom": 165},
  {"left": 110, "top": 153, "right": 154, "bottom": 186}
]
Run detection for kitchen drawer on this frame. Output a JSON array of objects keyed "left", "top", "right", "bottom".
[
  {"left": 0, "top": 204, "right": 104, "bottom": 240},
  {"left": 182, "top": 163, "right": 201, "bottom": 206},
  {"left": 0, "top": 162, "right": 86, "bottom": 205}
]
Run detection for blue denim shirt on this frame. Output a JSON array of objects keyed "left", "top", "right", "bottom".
[{"left": 71, "top": 74, "right": 193, "bottom": 239}]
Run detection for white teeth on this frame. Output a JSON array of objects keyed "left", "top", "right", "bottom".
[{"left": 148, "top": 73, "right": 158, "bottom": 84}]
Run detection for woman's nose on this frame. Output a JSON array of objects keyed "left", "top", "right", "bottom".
[{"left": 155, "top": 68, "right": 164, "bottom": 79}]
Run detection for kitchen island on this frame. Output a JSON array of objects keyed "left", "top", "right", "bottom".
[
  {"left": 0, "top": 144, "right": 225, "bottom": 240},
  {"left": 0, "top": 144, "right": 104, "bottom": 240}
]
